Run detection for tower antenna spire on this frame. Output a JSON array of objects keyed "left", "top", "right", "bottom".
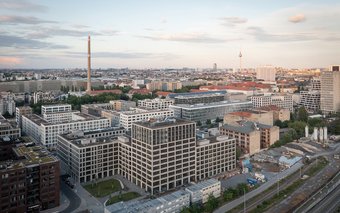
[{"left": 86, "top": 35, "right": 92, "bottom": 92}]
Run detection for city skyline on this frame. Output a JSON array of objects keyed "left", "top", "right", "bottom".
[{"left": 1, "top": 0, "right": 340, "bottom": 69}]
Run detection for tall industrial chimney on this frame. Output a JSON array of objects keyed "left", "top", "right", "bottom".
[{"left": 86, "top": 35, "right": 91, "bottom": 92}]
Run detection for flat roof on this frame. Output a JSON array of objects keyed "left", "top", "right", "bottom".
[
  {"left": 221, "top": 120, "right": 272, "bottom": 134},
  {"left": 186, "top": 179, "right": 219, "bottom": 192},
  {"left": 0, "top": 143, "right": 58, "bottom": 171},
  {"left": 134, "top": 118, "right": 195, "bottom": 129},
  {"left": 170, "top": 100, "right": 252, "bottom": 110}
]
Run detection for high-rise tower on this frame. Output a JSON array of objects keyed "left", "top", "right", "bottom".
[{"left": 86, "top": 35, "right": 91, "bottom": 92}]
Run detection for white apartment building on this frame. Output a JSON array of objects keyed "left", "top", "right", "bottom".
[
  {"left": 185, "top": 179, "right": 221, "bottom": 204},
  {"left": 57, "top": 127, "right": 125, "bottom": 183},
  {"left": 0, "top": 115, "right": 21, "bottom": 139},
  {"left": 22, "top": 113, "right": 110, "bottom": 148},
  {"left": 117, "top": 108, "right": 174, "bottom": 130},
  {"left": 41, "top": 104, "right": 72, "bottom": 114},
  {"left": 256, "top": 65, "right": 276, "bottom": 82},
  {"left": 320, "top": 66, "right": 340, "bottom": 114},
  {"left": 251, "top": 94, "right": 293, "bottom": 112},
  {"left": 195, "top": 136, "right": 236, "bottom": 181},
  {"left": 137, "top": 98, "right": 174, "bottom": 110},
  {"left": 300, "top": 90, "right": 320, "bottom": 113}
]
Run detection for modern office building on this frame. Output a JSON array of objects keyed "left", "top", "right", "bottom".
[
  {"left": 110, "top": 100, "right": 136, "bottom": 111},
  {"left": 256, "top": 65, "right": 276, "bottom": 82},
  {"left": 16, "top": 106, "right": 33, "bottom": 128},
  {"left": 22, "top": 112, "right": 110, "bottom": 148},
  {"left": 41, "top": 104, "right": 72, "bottom": 114},
  {"left": 0, "top": 115, "right": 21, "bottom": 139},
  {"left": 0, "top": 141, "right": 60, "bottom": 212},
  {"left": 138, "top": 98, "right": 174, "bottom": 110},
  {"left": 320, "top": 66, "right": 340, "bottom": 114},
  {"left": 170, "top": 100, "right": 252, "bottom": 123},
  {"left": 174, "top": 93, "right": 226, "bottom": 105},
  {"left": 116, "top": 108, "right": 174, "bottom": 130},
  {"left": 251, "top": 94, "right": 293, "bottom": 112},
  {"left": 220, "top": 121, "right": 279, "bottom": 155},
  {"left": 121, "top": 118, "right": 196, "bottom": 195},
  {"left": 195, "top": 136, "right": 236, "bottom": 181},
  {"left": 57, "top": 127, "right": 125, "bottom": 183},
  {"left": 42, "top": 111, "right": 75, "bottom": 124}
]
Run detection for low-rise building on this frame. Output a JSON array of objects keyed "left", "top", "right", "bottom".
[
  {"left": 224, "top": 110, "right": 274, "bottom": 126},
  {"left": 185, "top": 179, "right": 221, "bottom": 204},
  {"left": 110, "top": 100, "right": 136, "bottom": 111}
]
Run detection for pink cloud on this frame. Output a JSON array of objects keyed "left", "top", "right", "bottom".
[{"left": 0, "top": 57, "right": 22, "bottom": 65}]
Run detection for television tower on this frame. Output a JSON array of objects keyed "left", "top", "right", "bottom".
[
  {"left": 239, "top": 51, "right": 242, "bottom": 73},
  {"left": 86, "top": 35, "right": 92, "bottom": 93}
]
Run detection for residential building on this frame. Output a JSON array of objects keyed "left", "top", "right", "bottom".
[
  {"left": 320, "top": 66, "right": 340, "bottom": 114},
  {"left": 220, "top": 121, "right": 279, "bottom": 155},
  {"left": 0, "top": 115, "right": 21, "bottom": 139},
  {"left": 33, "top": 91, "right": 56, "bottom": 104},
  {"left": 195, "top": 136, "right": 236, "bottom": 181},
  {"left": 22, "top": 112, "right": 110, "bottom": 148},
  {"left": 138, "top": 98, "right": 174, "bottom": 110},
  {"left": 299, "top": 90, "right": 320, "bottom": 113},
  {"left": 146, "top": 81, "right": 182, "bottom": 91},
  {"left": 16, "top": 106, "right": 33, "bottom": 128},
  {"left": 251, "top": 94, "right": 293, "bottom": 112},
  {"left": 170, "top": 100, "right": 252, "bottom": 123},
  {"left": 42, "top": 111, "right": 75, "bottom": 124},
  {"left": 256, "top": 105, "right": 290, "bottom": 121},
  {"left": 0, "top": 141, "right": 60, "bottom": 212},
  {"left": 57, "top": 127, "right": 125, "bottom": 183},
  {"left": 224, "top": 110, "right": 274, "bottom": 126},
  {"left": 256, "top": 65, "right": 276, "bottom": 82},
  {"left": 0, "top": 96, "right": 16, "bottom": 115}
]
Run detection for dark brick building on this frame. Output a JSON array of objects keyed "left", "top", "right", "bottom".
[{"left": 0, "top": 141, "right": 60, "bottom": 213}]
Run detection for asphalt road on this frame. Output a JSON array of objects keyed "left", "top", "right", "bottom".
[
  {"left": 60, "top": 181, "right": 81, "bottom": 213},
  {"left": 308, "top": 184, "right": 340, "bottom": 213}
]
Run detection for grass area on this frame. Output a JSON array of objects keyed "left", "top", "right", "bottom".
[
  {"left": 106, "top": 192, "right": 140, "bottom": 206},
  {"left": 228, "top": 157, "right": 328, "bottom": 213},
  {"left": 83, "top": 179, "right": 122, "bottom": 198}
]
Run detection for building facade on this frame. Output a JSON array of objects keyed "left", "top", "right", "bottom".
[
  {"left": 0, "top": 142, "right": 60, "bottom": 212},
  {"left": 57, "top": 127, "right": 125, "bottom": 183},
  {"left": 22, "top": 113, "right": 110, "bottom": 148},
  {"left": 251, "top": 94, "right": 293, "bottom": 112},
  {"left": 170, "top": 100, "right": 252, "bottom": 123},
  {"left": 137, "top": 98, "right": 174, "bottom": 110},
  {"left": 41, "top": 104, "right": 72, "bottom": 114},
  {"left": 0, "top": 115, "right": 21, "bottom": 139},
  {"left": 256, "top": 65, "right": 276, "bottom": 82},
  {"left": 320, "top": 66, "right": 340, "bottom": 114}
]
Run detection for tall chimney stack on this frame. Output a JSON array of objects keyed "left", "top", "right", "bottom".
[{"left": 86, "top": 35, "right": 91, "bottom": 92}]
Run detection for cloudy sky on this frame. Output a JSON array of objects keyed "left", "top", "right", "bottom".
[{"left": 0, "top": 0, "right": 340, "bottom": 69}]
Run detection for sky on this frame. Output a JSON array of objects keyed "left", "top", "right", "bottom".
[{"left": 0, "top": 0, "right": 340, "bottom": 69}]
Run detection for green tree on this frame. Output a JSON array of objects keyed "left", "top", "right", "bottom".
[
  {"left": 297, "top": 107, "right": 308, "bottom": 122},
  {"left": 204, "top": 194, "right": 219, "bottom": 213},
  {"left": 288, "top": 121, "right": 307, "bottom": 138},
  {"left": 197, "top": 121, "right": 202, "bottom": 126},
  {"left": 206, "top": 119, "right": 212, "bottom": 125}
]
